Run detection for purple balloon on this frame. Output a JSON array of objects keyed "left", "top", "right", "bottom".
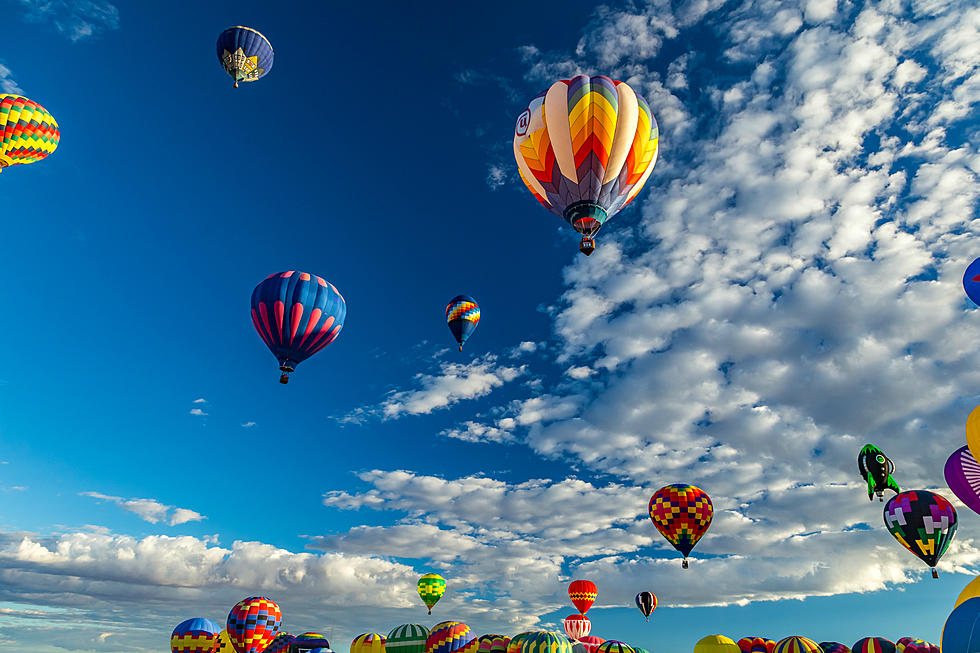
[{"left": 945, "top": 445, "right": 980, "bottom": 516}]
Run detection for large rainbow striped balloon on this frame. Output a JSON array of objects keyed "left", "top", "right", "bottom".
[
  {"left": 513, "top": 75, "right": 658, "bottom": 255},
  {"left": 0, "top": 94, "right": 59, "bottom": 172}
]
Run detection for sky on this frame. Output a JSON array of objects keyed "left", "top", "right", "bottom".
[{"left": 0, "top": 0, "right": 979, "bottom": 651}]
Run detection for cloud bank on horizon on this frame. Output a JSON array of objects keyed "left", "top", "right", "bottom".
[{"left": 2, "top": 0, "right": 980, "bottom": 650}]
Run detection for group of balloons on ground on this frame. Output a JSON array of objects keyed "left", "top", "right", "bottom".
[
  {"left": 693, "top": 636, "right": 939, "bottom": 653},
  {"left": 0, "top": 26, "right": 662, "bottom": 381}
]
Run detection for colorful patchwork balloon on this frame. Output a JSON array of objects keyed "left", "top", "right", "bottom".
[
  {"left": 295, "top": 633, "right": 333, "bottom": 651},
  {"left": 418, "top": 573, "right": 446, "bottom": 614},
  {"left": 577, "top": 637, "right": 605, "bottom": 653},
  {"left": 594, "top": 642, "right": 633, "bottom": 653},
  {"left": 426, "top": 622, "right": 478, "bottom": 653},
  {"left": 568, "top": 580, "right": 597, "bottom": 614},
  {"left": 562, "top": 615, "right": 591, "bottom": 641},
  {"left": 171, "top": 617, "right": 220, "bottom": 653},
  {"left": 216, "top": 26, "right": 274, "bottom": 87},
  {"left": 389, "top": 625, "right": 430, "bottom": 653},
  {"left": 478, "top": 635, "right": 511, "bottom": 653},
  {"left": 819, "top": 643, "right": 850, "bottom": 653},
  {"left": 774, "top": 638, "right": 822, "bottom": 653},
  {"left": 215, "top": 629, "right": 234, "bottom": 652},
  {"left": 446, "top": 296, "right": 480, "bottom": 351},
  {"left": 508, "top": 634, "right": 534, "bottom": 653},
  {"left": 945, "top": 446, "right": 980, "bottom": 516},
  {"left": 894, "top": 639, "right": 914, "bottom": 653},
  {"left": 251, "top": 271, "right": 346, "bottom": 384},
  {"left": 0, "top": 94, "right": 59, "bottom": 172},
  {"left": 739, "top": 638, "right": 775, "bottom": 653},
  {"left": 513, "top": 75, "right": 659, "bottom": 255},
  {"left": 226, "top": 596, "right": 281, "bottom": 653},
  {"left": 520, "top": 631, "right": 574, "bottom": 653},
  {"left": 352, "top": 633, "right": 387, "bottom": 653},
  {"left": 852, "top": 639, "right": 895, "bottom": 653},
  {"left": 265, "top": 632, "right": 295, "bottom": 653},
  {"left": 883, "top": 490, "right": 957, "bottom": 578},
  {"left": 634, "top": 591, "right": 656, "bottom": 621},
  {"left": 648, "top": 484, "right": 713, "bottom": 568}
]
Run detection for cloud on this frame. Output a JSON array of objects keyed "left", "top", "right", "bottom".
[
  {"left": 192, "top": 398, "right": 206, "bottom": 404},
  {"left": 241, "top": 421, "right": 256, "bottom": 428},
  {"left": 189, "top": 408, "right": 207, "bottom": 416},
  {"left": 0, "top": 63, "right": 23, "bottom": 94},
  {"left": 486, "top": 164, "right": 508, "bottom": 190},
  {"left": 15, "top": 0, "right": 120, "bottom": 41},
  {"left": 80, "top": 492, "right": 206, "bottom": 526}
]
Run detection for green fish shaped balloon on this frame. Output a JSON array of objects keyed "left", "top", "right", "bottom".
[{"left": 858, "top": 444, "right": 901, "bottom": 501}]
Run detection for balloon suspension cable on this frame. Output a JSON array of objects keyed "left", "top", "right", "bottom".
[{"left": 932, "top": 568, "right": 939, "bottom": 579}]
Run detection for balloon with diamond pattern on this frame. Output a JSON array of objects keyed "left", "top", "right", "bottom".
[
  {"left": 0, "top": 94, "right": 59, "bottom": 172},
  {"left": 568, "top": 580, "right": 597, "bottom": 614},
  {"left": 426, "top": 622, "right": 478, "bottom": 653},
  {"left": 648, "top": 484, "right": 713, "bottom": 568},
  {"left": 226, "top": 596, "right": 281, "bottom": 653}
]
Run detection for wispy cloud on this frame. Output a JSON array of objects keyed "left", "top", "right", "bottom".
[
  {"left": 241, "top": 421, "right": 256, "bottom": 428},
  {"left": 189, "top": 408, "right": 207, "bottom": 416},
  {"left": 15, "top": 0, "right": 120, "bottom": 41},
  {"left": 0, "top": 63, "right": 23, "bottom": 94},
  {"left": 79, "top": 492, "right": 206, "bottom": 526},
  {"left": 486, "top": 164, "right": 508, "bottom": 190}
]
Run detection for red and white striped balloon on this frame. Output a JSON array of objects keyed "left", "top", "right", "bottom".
[{"left": 563, "top": 614, "right": 591, "bottom": 640}]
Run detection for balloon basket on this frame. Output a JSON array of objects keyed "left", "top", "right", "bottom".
[
  {"left": 682, "top": 559, "right": 689, "bottom": 569},
  {"left": 932, "top": 568, "right": 939, "bottom": 579},
  {"left": 279, "top": 373, "right": 289, "bottom": 384},
  {"left": 579, "top": 237, "right": 596, "bottom": 256}
]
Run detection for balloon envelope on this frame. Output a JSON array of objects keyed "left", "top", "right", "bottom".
[
  {"left": 568, "top": 580, "right": 598, "bottom": 614},
  {"left": 418, "top": 573, "right": 446, "bottom": 614},
  {"left": 0, "top": 94, "right": 59, "bottom": 170},
  {"left": 595, "top": 642, "right": 634, "bottom": 653},
  {"left": 649, "top": 484, "right": 713, "bottom": 564},
  {"left": 634, "top": 591, "right": 656, "bottom": 620},
  {"left": 251, "top": 271, "right": 346, "bottom": 382},
  {"left": 819, "top": 644, "right": 850, "bottom": 653},
  {"left": 774, "top": 638, "right": 821, "bottom": 653},
  {"left": 967, "top": 405, "right": 980, "bottom": 468},
  {"left": 740, "top": 638, "right": 775, "bottom": 653},
  {"left": 964, "top": 258, "right": 980, "bottom": 305},
  {"left": 944, "top": 445, "right": 980, "bottom": 515},
  {"left": 578, "top": 636, "right": 605, "bottom": 653},
  {"left": 852, "top": 639, "right": 895, "bottom": 653},
  {"left": 883, "top": 490, "right": 957, "bottom": 575},
  {"left": 389, "top": 625, "right": 430, "bottom": 653},
  {"left": 955, "top": 575, "right": 980, "bottom": 609},
  {"left": 513, "top": 75, "right": 659, "bottom": 254},
  {"left": 427, "top": 622, "right": 478, "bottom": 653},
  {"left": 478, "top": 635, "right": 511, "bottom": 653},
  {"left": 295, "top": 634, "right": 333, "bottom": 652},
  {"left": 351, "top": 633, "right": 386, "bottom": 653},
  {"left": 521, "top": 632, "right": 574, "bottom": 653},
  {"left": 563, "top": 615, "right": 591, "bottom": 640},
  {"left": 226, "top": 596, "right": 282, "bottom": 653},
  {"left": 694, "top": 636, "right": 739, "bottom": 653},
  {"left": 171, "top": 617, "right": 220, "bottom": 653},
  {"left": 265, "top": 632, "right": 294, "bottom": 653},
  {"left": 216, "top": 26, "right": 274, "bottom": 85},
  {"left": 446, "top": 296, "right": 480, "bottom": 351},
  {"left": 944, "top": 598, "right": 980, "bottom": 652}
]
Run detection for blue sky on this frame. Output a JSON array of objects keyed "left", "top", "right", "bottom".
[{"left": 1, "top": 0, "right": 980, "bottom": 651}]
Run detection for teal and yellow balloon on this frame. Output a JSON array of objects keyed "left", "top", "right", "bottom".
[{"left": 418, "top": 573, "right": 446, "bottom": 614}]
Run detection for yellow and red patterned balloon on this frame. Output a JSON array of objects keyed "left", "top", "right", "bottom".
[
  {"left": 648, "top": 484, "right": 713, "bottom": 568},
  {"left": 427, "top": 622, "right": 479, "bottom": 653},
  {"left": 0, "top": 94, "right": 59, "bottom": 172},
  {"left": 513, "top": 75, "right": 658, "bottom": 255},
  {"left": 352, "top": 633, "right": 387, "bottom": 653}
]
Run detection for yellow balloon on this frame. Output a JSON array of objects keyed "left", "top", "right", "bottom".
[
  {"left": 693, "top": 636, "right": 740, "bottom": 653},
  {"left": 966, "top": 406, "right": 980, "bottom": 462},
  {"left": 955, "top": 574, "right": 980, "bottom": 609},
  {"left": 215, "top": 629, "right": 234, "bottom": 652}
]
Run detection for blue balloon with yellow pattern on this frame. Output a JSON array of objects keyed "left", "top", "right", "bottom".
[
  {"left": 446, "top": 295, "right": 480, "bottom": 351},
  {"left": 171, "top": 618, "right": 220, "bottom": 653},
  {"left": 217, "top": 26, "right": 274, "bottom": 87}
]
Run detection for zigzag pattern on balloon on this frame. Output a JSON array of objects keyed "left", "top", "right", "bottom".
[
  {"left": 426, "top": 621, "right": 478, "bottom": 653},
  {"left": 519, "top": 631, "right": 573, "bottom": 653},
  {"left": 0, "top": 95, "right": 60, "bottom": 167}
]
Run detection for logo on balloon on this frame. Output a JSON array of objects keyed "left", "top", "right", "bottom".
[{"left": 515, "top": 109, "right": 531, "bottom": 136}]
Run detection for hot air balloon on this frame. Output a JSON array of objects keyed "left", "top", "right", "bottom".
[
  {"left": 251, "top": 271, "right": 346, "bottom": 384},
  {"left": 445, "top": 295, "right": 480, "bottom": 351},
  {"left": 595, "top": 642, "right": 634, "bottom": 653},
  {"left": 633, "top": 648, "right": 651, "bottom": 653},
  {"left": 266, "top": 632, "right": 295, "bottom": 653},
  {"left": 352, "top": 633, "right": 386, "bottom": 653},
  {"left": 311, "top": 650, "right": 334, "bottom": 653},
  {"left": 215, "top": 629, "right": 234, "bottom": 652},
  {"left": 478, "top": 635, "right": 511, "bottom": 653},
  {"left": 389, "top": 625, "right": 430, "bottom": 653},
  {"left": 774, "top": 638, "right": 822, "bottom": 653},
  {"left": 944, "top": 598, "right": 980, "bottom": 652},
  {"left": 508, "top": 634, "right": 534, "bottom": 653},
  {"left": 295, "top": 633, "right": 333, "bottom": 652},
  {"left": 894, "top": 639, "right": 913, "bottom": 653},
  {"left": 418, "top": 573, "right": 446, "bottom": 614},
  {"left": 964, "top": 258, "right": 980, "bottom": 305},
  {"left": 902, "top": 642, "right": 937, "bottom": 653},
  {"left": 513, "top": 75, "right": 659, "bottom": 256},
  {"left": 227, "top": 596, "right": 282, "bottom": 653},
  {"left": 739, "top": 639, "right": 776, "bottom": 653},
  {"left": 217, "top": 26, "right": 274, "bottom": 87},
  {"left": 568, "top": 580, "right": 597, "bottom": 614},
  {"left": 955, "top": 575, "right": 980, "bottom": 609},
  {"left": 427, "top": 622, "right": 478, "bottom": 653},
  {"left": 819, "top": 644, "right": 850, "bottom": 653},
  {"left": 578, "top": 636, "right": 605, "bottom": 653},
  {"left": 521, "top": 632, "right": 574, "bottom": 653},
  {"left": 945, "top": 446, "right": 980, "bottom": 516},
  {"left": 171, "top": 617, "right": 221, "bottom": 653},
  {"left": 0, "top": 94, "right": 59, "bottom": 172},
  {"left": 858, "top": 444, "right": 900, "bottom": 501},
  {"left": 563, "top": 615, "right": 591, "bottom": 641},
  {"left": 966, "top": 405, "right": 980, "bottom": 465},
  {"left": 694, "top": 636, "right": 739, "bottom": 653},
  {"left": 883, "top": 490, "right": 957, "bottom": 578},
  {"left": 634, "top": 591, "right": 656, "bottom": 621},
  {"left": 852, "top": 639, "right": 895, "bottom": 653},
  {"left": 648, "top": 484, "right": 713, "bottom": 568}
]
